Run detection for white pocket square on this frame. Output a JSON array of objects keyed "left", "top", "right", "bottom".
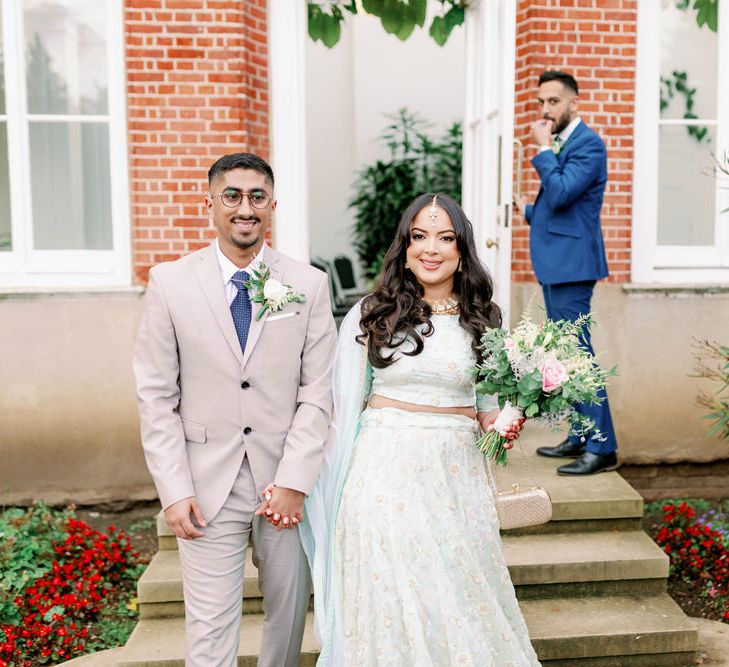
[{"left": 267, "top": 311, "right": 299, "bottom": 322}]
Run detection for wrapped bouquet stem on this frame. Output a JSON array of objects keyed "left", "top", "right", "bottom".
[
  {"left": 478, "top": 400, "right": 523, "bottom": 465},
  {"left": 474, "top": 313, "right": 615, "bottom": 466}
]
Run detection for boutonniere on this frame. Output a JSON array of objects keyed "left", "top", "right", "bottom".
[{"left": 243, "top": 263, "right": 305, "bottom": 320}]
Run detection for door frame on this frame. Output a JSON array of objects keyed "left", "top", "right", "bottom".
[
  {"left": 268, "top": 3, "right": 310, "bottom": 263},
  {"left": 462, "top": 0, "right": 517, "bottom": 324},
  {"left": 269, "top": 1, "right": 518, "bottom": 299}
]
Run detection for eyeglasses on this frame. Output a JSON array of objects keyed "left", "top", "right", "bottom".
[{"left": 213, "top": 189, "right": 272, "bottom": 209}]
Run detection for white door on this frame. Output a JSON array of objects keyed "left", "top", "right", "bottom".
[{"left": 462, "top": 0, "right": 517, "bottom": 324}]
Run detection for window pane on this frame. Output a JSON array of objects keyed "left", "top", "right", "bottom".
[
  {"left": 659, "top": 0, "right": 717, "bottom": 121},
  {"left": 657, "top": 125, "right": 716, "bottom": 246},
  {"left": 24, "top": 0, "right": 108, "bottom": 115},
  {"left": 30, "top": 121, "right": 112, "bottom": 250},
  {"left": 0, "top": 123, "right": 10, "bottom": 251}
]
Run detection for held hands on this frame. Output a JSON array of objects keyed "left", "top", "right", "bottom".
[
  {"left": 530, "top": 119, "right": 552, "bottom": 148},
  {"left": 255, "top": 484, "right": 305, "bottom": 531},
  {"left": 164, "top": 496, "right": 207, "bottom": 540},
  {"left": 477, "top": 409, "right": 525, "bottom": 450}
]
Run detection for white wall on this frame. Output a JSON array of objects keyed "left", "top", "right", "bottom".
[{"left": 305, "top": 7, "right": 466, "bottom": 282}]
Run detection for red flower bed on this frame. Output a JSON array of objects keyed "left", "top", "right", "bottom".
[
  {"left": 0, "top": 518, "right": 139, "bottom": 666},
  {"left": 655, "top": 502, "right": 729, "bottom": 621}
]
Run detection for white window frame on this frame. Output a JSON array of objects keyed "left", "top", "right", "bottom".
[
  {"left": 632, "top": 0, "right": 729, "bottom": 284},
  {"left": 0, "top": 0, "right": 130, "bottom": 289}
]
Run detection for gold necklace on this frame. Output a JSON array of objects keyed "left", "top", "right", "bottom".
[{"left": 423, "top": 294, "right": 459, "bottom": 315}]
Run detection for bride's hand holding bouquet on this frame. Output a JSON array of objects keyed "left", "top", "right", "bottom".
[{"left": 474, "top": 314, "right": 615, "bottom": 465}]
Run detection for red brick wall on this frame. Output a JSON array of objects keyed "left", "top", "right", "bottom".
[
  {"left": 512, "top": 0, "right": 636, "bottom": 284},
  {"left": 125, "top": 0, "right": 269, "bottom": 285}
]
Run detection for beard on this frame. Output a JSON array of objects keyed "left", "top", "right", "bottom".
[
  {"left": 229, "top": 217, "right": 261, "bottom": 249},
  {"left": 552, "top": 108, "right": 573, "bottom": 135}
]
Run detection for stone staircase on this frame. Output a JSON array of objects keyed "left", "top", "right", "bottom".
[{"left": 116, "top": 430, "right": 698, "bottom": 666}]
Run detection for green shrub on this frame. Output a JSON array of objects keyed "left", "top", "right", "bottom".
[
  {"left": 0, "top": 502, "right": 73, "bottom": 625},
  {"left": 349, "top": 108, "right": 462, "bottom": 279}
]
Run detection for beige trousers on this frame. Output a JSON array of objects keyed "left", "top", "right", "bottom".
[{"left": 177, "top": 457, "right": 311, "bottom": 667}]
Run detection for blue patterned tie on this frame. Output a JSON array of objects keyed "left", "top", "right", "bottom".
[{"left": 230, "top": 270, "right": 251, "bottom": 354}]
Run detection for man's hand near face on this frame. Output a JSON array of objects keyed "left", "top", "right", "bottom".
[{"left": 530, "top": 119, "right": 553, "bottom": 148}]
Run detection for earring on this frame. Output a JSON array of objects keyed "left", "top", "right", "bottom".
[{"left": 405, "top": 262, "right": 410, "bottom": 270}]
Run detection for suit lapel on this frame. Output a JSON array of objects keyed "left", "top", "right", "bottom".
[
  {"left": 559, "top": 120, "right": 587, "bottom": 158},
  {"left": 241, "top": 246, "right": 282, "bottom": 370},
  {"left": 194, "top": 244, "right": 244, "bottom": 366}
]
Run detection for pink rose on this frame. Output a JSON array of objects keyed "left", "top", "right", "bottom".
[{"left": 539, "top": 350, "right": 569, "bottom": 393}]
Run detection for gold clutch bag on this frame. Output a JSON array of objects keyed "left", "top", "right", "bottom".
[{"left": 495, "top": 483, "right": 552, "bottom": 530}]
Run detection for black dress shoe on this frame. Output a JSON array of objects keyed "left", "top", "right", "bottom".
[
  {"left": 536, "top": 438, "right": 586, "bottom": 458},
  {"left": 557, "top": 451, "right": 619, "bottom": 475}
]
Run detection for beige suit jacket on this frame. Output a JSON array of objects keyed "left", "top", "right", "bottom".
[{"left": 133, "top": 243, "right": 337, "bottom": 522}]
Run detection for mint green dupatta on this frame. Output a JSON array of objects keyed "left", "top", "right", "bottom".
[{"left": 300, "top": 302, "right": 371, "bottom": 665}]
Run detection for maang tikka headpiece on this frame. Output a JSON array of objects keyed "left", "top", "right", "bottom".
[{"left": 429, "top": 194, "right": 438, "bottom": 228}]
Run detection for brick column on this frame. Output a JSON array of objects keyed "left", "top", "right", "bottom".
[
  {"left": 125, "top": 0, "right": 269, "bottom": 285},
  {"left": 512, "top": 0, "right": 637, "bottom": 284}
]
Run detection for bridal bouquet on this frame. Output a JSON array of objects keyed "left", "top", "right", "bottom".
[{"left": 474, "top": 314, "right": 615, "bottom": 465}]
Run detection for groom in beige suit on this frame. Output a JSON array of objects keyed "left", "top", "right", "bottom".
[{"left": 133, "top": 153, "right": 337, "bottom": 666}]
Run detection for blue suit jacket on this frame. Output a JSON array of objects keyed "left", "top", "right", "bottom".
[{"left": 525, "top": 120, "right": 609, "bottom": 285}]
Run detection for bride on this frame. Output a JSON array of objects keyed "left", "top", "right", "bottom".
[{"left": 301, "top": 193, "right": 541, "bottom": 666}]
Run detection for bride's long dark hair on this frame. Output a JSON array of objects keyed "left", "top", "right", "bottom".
[{"left": 357, "top": 193, "right": 502, "bottom": 368}]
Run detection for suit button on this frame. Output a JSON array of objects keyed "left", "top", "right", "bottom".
[
  {"left": 243, "top": 427, "right": 252, "bottom": 435},
  {"left": 241, "top": 381, "right": 250, "bottom": 389}
]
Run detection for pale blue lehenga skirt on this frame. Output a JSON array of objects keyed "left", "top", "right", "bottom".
[{"left": 330, "top": 406, "right": 541, "bottom": 667}]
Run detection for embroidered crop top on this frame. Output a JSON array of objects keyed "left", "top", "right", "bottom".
[{"left": 369, "top": 315, "right": 498, "bottom": 412}]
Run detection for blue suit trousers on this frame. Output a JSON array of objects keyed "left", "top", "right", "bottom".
[{"left": 542, "top": 281, "right": 618, "bottom": 455}]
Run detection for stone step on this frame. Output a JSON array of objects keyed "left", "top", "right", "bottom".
[
  {"left": 138, "top": 530, "right": 668, "bottom": 618},
  {"left": 117, "top": 612, "right": 319, "bottom": 667},
  {"left": 494, "top": 430, "right": 645, "bottom": 534},
  {"left": 119, "top": 595, "right": 697, "bottom": 666},
  {"left": 506, "top": 530, "right": 668, "bottom": 599},
  {"left": 523, "top": 594, "right": 697, "bottom": 665},
  {"left": 154, "top": 432, "right": 644, "bottom": 550}
]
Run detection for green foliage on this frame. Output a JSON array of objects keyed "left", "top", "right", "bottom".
[
  {"left": 675, "top": 0, "right": 719, "bottom": 32},
  {"left": 308, "top": 2, "right": 354, "bottom": 48},
  {"left": 660, "top": 70, "right": 709, "bottom": 143},
  {"left": 349, "top": 108, "right": 462, "bottom": 279},
  {"left": 694, "top": 339, "right": 729, "bottom": 441},
  {"left": 86, "top": 599, "right": 140, "bottom": 652},
  {"left": 430, "top": 2, "right": 465, "bottom": 46},
  {"left": 0, "top": 502, "right": 73, "bottom": 625},
  {"left": 307, "top": 0, "right": 466, "bottom": 48}
]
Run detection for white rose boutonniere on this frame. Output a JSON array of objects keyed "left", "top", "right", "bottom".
[{"left": 243, "top": 263, "right": 306, "bottom": 320}]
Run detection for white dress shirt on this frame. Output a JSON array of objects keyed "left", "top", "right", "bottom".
[{"left": 215, "top": 240, "right": 266, "bottom": 306}]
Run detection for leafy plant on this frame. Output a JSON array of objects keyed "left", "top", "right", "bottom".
[
  {"left": 349, "top": 108, "right": 462, "bottom": 278},
  {"left": 675, "top": 0, "right": 718, "bottom": 32},
  {"left": 660, "top": 70, "right": 709, "bottom": 144},
  {"left": 0, "top": 502, "right": 73, "bottom": 625},
  {"left": 655, "top": 501, "right": 729, "bottom": 620},
  {"left": 307, "top": 0, "right": 467, "bottom": 48},
  {"left": 0, "top": 507, "right": 147, "bottom": 665},
  {"left": 694, "top": 339, "right": 729, "bottom": 440}
]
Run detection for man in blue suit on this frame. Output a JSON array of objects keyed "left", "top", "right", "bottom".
[{"left": 514, "top": 70, "right": 618, "bottom": 475}]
